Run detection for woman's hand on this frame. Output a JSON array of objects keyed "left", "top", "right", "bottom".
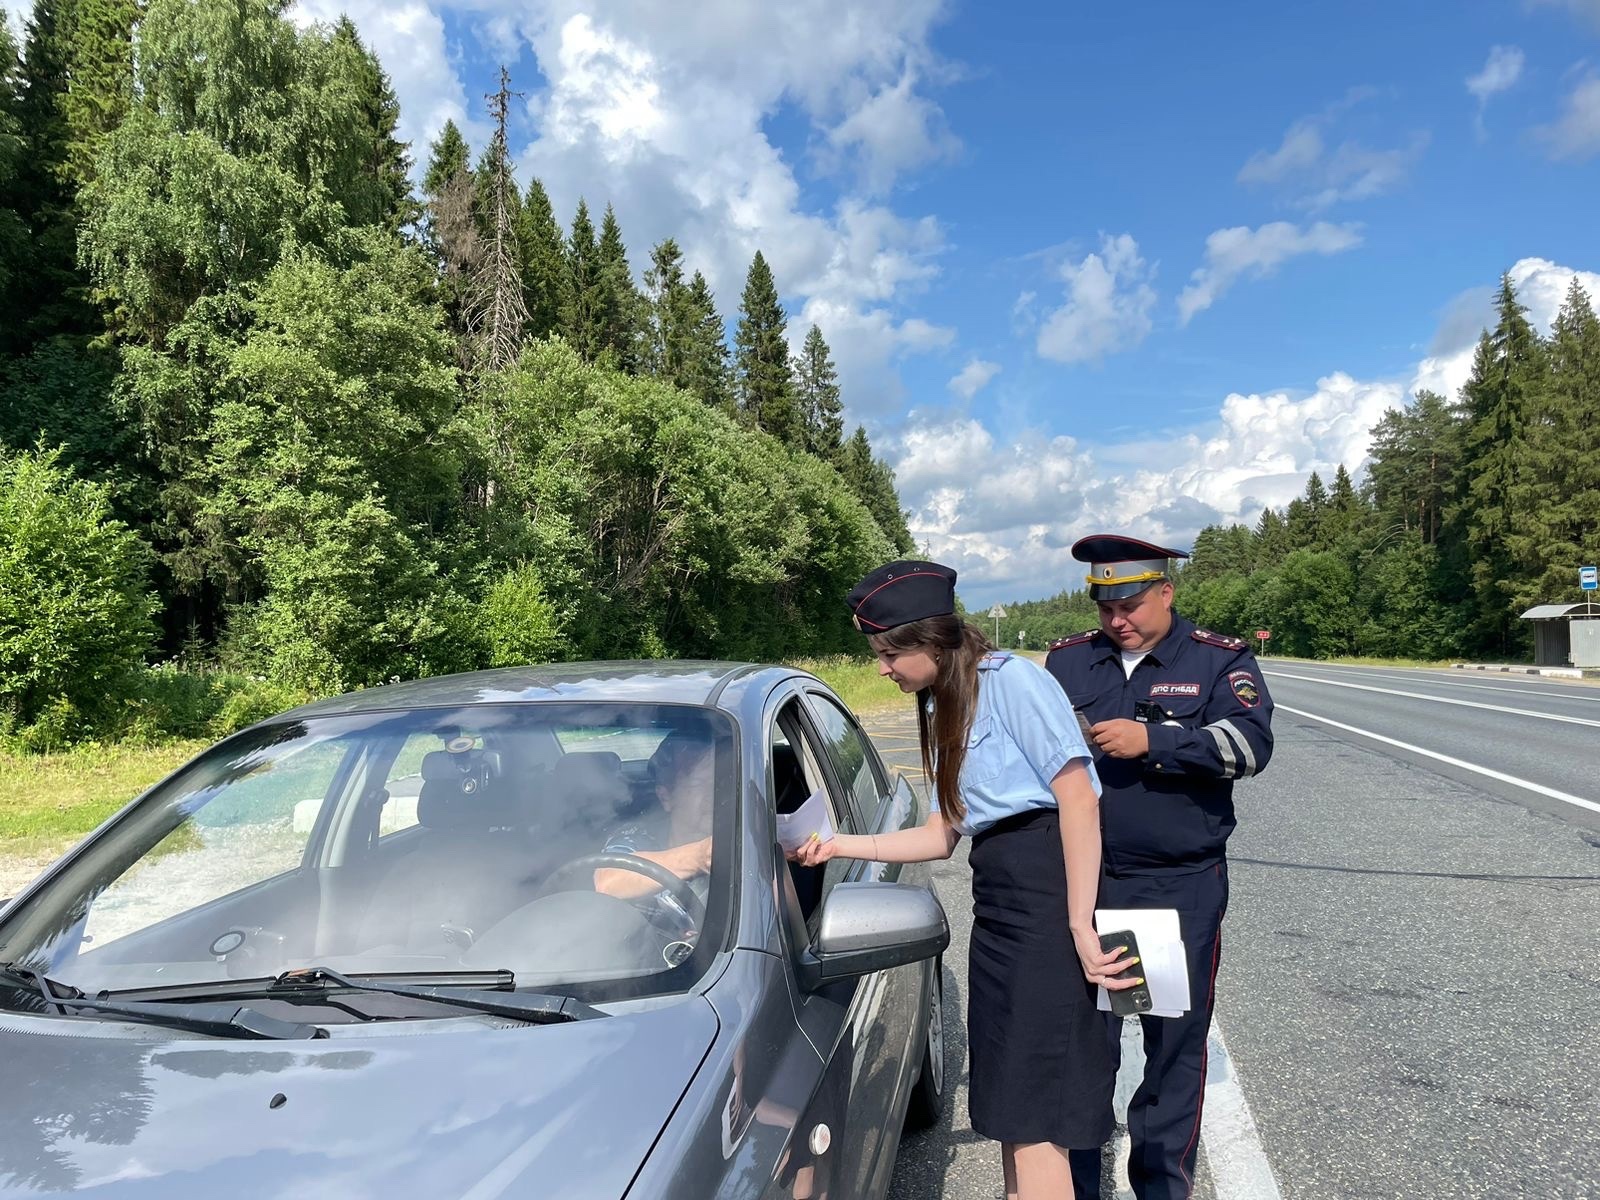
[
  {"left": 786, "top": 835, "right": 839, "bottom": 868},
  {"left": 1073, "top": 926, "right": 1143, "bottom": 991}
]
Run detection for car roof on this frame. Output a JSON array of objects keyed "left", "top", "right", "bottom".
[{"left": 275, "top": 660, "right": 805, "bottom": 719}]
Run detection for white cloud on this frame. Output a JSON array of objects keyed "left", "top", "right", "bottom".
[
  {"left": 1530, "top": 0, "right": 1600, "bottom": 30},
  {"left": 1177, "top": 221, "right": 1362, "bottom": 325},
  {"left": 1411, "top": 258, "right": 1600, "bottom": 399},
  {"left": 948, "top": 359, "right": 1002, "bottom": 400},
  {"left": 1536, "top": 74, "right": 1600, "bottom": 161},
  {"left": 299, "top": 1, "right": 958, "bottom": 419},
  {"left": 1238, "top": 101, "right": 1427, "bottom": 210},
  {"left": 1035, "top": 234, "right": 1158, "bottom": 364},
  {"left": 0, "top": 3, "right": 24, "bottom": 36},
  {"left": 1466, "top": 45, "right": 1525, "bottom": 102},
  {"left": 894, "top": 256, "right": 1598, "bottom": 606}
]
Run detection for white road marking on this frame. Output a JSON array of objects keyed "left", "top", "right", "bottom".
[
  {"left": 1104, "top": 1018, "right": 1281, "bottom": 1200},
  {"left": 1263, "top": 671, "right": 1600, "bottom": 729},
  {"left": 1277, "top": 703, "right": 1600, "bottom": 815},
  {"left": 1202, "top": 1023, "right": 1284, "bottom": 1200},
  {"left": 1271, "top": 664, "right": 1600, "bottom": 704}
]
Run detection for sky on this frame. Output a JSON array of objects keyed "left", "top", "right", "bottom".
[{"left": 7, "top": 0, "right": 1599, "bottom": 606}]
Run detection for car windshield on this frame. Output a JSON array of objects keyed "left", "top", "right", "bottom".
[{"left": 0, "top": 703, "right": 737, "bottom": 1007}]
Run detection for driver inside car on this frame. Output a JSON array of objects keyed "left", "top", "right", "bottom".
[{"left": 593, "top": 730, "right": 715, "bottom": 936}]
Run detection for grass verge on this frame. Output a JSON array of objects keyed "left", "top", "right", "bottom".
[
  {"left": 0, "top": 740, "right": 206, "bottom": 863},
  {"left": 786, "top": 655, "right": 904, "bottom": 715}
]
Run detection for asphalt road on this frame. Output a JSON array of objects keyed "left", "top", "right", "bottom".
[{"left": 872, "top": 661, "right": 1600, "bottom": 1200}]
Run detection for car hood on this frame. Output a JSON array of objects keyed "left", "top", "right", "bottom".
[{"left": 0, "top": 999, "right": 718, "bottom": 1199}]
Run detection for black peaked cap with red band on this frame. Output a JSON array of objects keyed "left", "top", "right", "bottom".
[{"left": 846, "top": 560, "right": 957, "bottom": 633}]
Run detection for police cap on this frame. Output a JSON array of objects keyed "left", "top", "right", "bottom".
[
  {"left": 846, "top": 560, "right": 957, "bottom": 633},
  {"left": 1072, "top": 534, "right": 1189, "bottom": 601}
]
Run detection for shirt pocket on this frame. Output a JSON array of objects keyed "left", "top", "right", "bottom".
[
  {"left": 1150, "top": 699, "right": 1204, "bottom": 729},
  {"left": 959, "top": 715, "right": 1004, "bottom": 789}
]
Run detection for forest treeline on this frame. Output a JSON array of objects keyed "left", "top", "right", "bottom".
[
  {"left": 993, "top": 275, "right": 1600, "bottom": 660},
  {"left": 0, "top": 0, "right": 915, "bottom": 747}
]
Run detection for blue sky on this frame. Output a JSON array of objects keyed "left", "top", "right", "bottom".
[{"left": 8, "top": 0, "right": 1597, "bottom": 604}]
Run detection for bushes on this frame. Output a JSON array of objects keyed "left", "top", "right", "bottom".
[{"left": 0, "top": 447, "right": 158, "bottom": 737}]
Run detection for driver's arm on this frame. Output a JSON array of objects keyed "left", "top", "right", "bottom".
[{"left": 594, "top": 838, "right": 713, "bottom": 899}]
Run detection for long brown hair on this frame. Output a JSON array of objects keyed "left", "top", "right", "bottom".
[{"left": 869, "top": 615, "right": 994, "bottom": 825}]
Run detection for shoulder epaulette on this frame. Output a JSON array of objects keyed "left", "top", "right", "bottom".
[
  {"left": 1191, "top": 628, "right": 1248, "bottom": 651},
  {"left": 1047, "top": 630, "right": 1099, "bottom": 652},
  {"left": 978, "top": 650, "right": 1014, "bottom": 671}
]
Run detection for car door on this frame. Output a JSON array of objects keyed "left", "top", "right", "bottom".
[{"left": 801, "top": 689, "right": 929, "bottom": 1194}]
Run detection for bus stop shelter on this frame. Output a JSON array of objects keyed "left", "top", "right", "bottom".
[{"left": 1519, "top": 603, "right": 1600, "bottom": 668}]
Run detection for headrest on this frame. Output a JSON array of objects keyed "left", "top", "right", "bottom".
[
  {"left": 550, "top": 750, "right": 629, "bottom": 817},
  {"left": 418, "top": 748, "right": 506, "bottom": 830}
]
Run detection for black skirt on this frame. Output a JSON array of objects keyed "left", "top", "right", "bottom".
[{"left": 966, "top": 807, "right": 1115, "bottom": 1148}]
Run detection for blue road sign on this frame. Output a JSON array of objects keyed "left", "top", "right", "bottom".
[{"left": 1582, "top": 565, "right": 1598, "bottom": 591}]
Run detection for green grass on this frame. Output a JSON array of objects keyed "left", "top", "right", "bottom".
[
  {"left": 0, "top": 739, "right": 208, "bottom": 861},
  {"left": 786, "top": 655, "right": 906, "bottom": 715}
]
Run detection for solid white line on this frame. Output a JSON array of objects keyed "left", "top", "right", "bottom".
[
  {"left": 1202, "top": 1023, "right": 1284, "bottom": 1200},
  {"left": 1263, "top": 671, "right": 1600, "bottom": 729},
  {"left": 1272, "top": 664, "right": 1600, "bottom": 704},
  {"left": 1277, "top": 703, "right": 1600, "bottom": 815}
]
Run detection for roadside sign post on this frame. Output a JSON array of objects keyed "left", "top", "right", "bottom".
[
  {"left": 1255, "top": 629, "right": 1271, "bottom": 656},
  {"left": 988, "top": 604, "right": 1006, "bottom": 647},
  {"left": 1582, "top": 566, "right": 1598, "bottom": 617}
]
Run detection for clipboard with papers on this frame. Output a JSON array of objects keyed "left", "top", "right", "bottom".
[{"left": 1094, "top": 908, "right": 1190, "bottom": 1018}]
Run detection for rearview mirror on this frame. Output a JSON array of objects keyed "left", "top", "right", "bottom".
[{"left": 797, "top": 882, "right": 949, "bottom": 990}]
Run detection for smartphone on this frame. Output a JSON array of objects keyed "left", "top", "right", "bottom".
[{"left": 1098, "top": 929, "right": 1154, "bottom": 1017}]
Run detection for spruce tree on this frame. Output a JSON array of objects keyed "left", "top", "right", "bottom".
[
  {"left": 595, "top": 204, "right": 643, "bottom": 372},
  {"left": 838, "top": 425, "right": 914, "bottom": 553},
  {"left": 1508, "top": 278, "right": 1600, "bottom": 607},
  {"left": 682, "top": 270, "right": 732, "bottom": 413},
  {"left": 468, "top": 67, "right": 528, "bottom": 373},
  {"left": 644, "top": 237, "right": 691, "bottom": 382},
  {"left": 422, "top": 119, "right": 469, "bottom": 198},
  {"left": 517, "top": 177, "right": 567, "bottom": 339},
  {"left": 735, "top": 250, "right": 800, "bottom": 445},
  {"left": 422, "top": 120, "right": 479, "bottom": 365},
  {"left": 793, "top": 324, "right": 844, "bottom": 458},
  {"left": 1253, "top": 507, "right": 1291, "bottom": 569},
  {"left": 0, "top": 19, "right": 30, "bottom": 345},
  {"left": 561, "top": 198, "right": 603, "bottom": 361},
  {"left": 331, "top": 16, "right": 415, "bottom": 232},
  {"left": 1461, "top": 274, "right": 1546, "bottom": 652}
]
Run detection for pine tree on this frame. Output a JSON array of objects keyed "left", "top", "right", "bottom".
[
  {"left": 595, "top": 204, "right": 643, "bottom": 372},
  {"left": 793, "top": 324, "right": 844, "bottom": 458},
  {"left": 735, "top": 251, "right": 800, "bottom": 445},
  {"left": 681, "top": 270, "right": 732, "bottom": 413},
  {"left": 561, "top": 198, "right": 603, "bottom": 361},
  {"left": 516, "top": 177, "right": 567, "bottom": 339}
]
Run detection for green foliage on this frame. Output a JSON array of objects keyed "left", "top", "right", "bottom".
[
  {"left": 837, "top": 426, "right": 915, "bottom": 554},
  {"left": 0, "top": 446, "right": 158, "bottom": 732},
  {"left": 794, "top": 324, "right": 844, "bottom": 458},
  {"left": 482, "top": 565, "right": 567, "bottom": 667},
  {"left": 518, "top": 177, "right": 567, "bottom": 339},
  {"left": 226, "top": 492, "right": 485, "bottom": 694},
  {"left": 735, "top": 250, "right": 800, "bottom": 445}
]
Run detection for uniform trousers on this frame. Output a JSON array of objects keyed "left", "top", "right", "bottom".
[{"left": 1069, "top": 861, "right": 1229, "bottom": 1200}]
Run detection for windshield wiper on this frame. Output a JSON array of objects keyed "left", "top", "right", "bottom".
[
  {"left": 268, "top": 966, "right": 602, "bottom": 1024},
  {"left": 0, "top": 963, "right": 325, "bottom": 1039}
]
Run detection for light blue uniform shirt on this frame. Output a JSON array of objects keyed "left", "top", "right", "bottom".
[{"left": 953, "top": 652, "right": 1102, "bottom": 837}]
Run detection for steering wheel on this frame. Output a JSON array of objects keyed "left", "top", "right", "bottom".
[{"left": 544, "top": 852, "right": 707, "bottom": 927}]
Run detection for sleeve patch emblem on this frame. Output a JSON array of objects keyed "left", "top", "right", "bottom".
[
  {"left": 1231, "top": 676, "right": 1261, "bottom": 707},
  {"left": 1149, "top": 683, "right": 1201, "bottom": 697}
]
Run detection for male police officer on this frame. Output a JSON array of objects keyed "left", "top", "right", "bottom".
[{"left": 1046, "top": 534, "right": 1273, "bottom": 1200}]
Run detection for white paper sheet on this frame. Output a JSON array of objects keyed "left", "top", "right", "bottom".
[
  {"left": 776, "top": 788, "right": 836, "bottom": 853},
  {"left": 1094, "top": 907, "right": 1190, "bottom": 1018}
]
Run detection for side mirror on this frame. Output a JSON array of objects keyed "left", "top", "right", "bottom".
[{"left": 797, "top": 882, "right": 949, "bottom": 991}]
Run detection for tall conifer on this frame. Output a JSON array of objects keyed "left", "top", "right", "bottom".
[
  {"left": 735, "top": 250, "right": 799, "bottom": 445},
  {"left": 794, "top": 324, "right": 844, "bottom": 458}
]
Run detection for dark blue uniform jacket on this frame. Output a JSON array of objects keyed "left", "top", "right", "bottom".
[{"left": 1045, "top": 611, "right": 1273, "bottom": 876}]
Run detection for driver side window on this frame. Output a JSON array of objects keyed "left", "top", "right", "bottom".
[{"left": 771, "top": 699, "right": 857, "bottom": 937}]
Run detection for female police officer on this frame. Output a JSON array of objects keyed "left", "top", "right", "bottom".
[{"left": 791, "top": 559, "right": 1135, "bottom": 1200}]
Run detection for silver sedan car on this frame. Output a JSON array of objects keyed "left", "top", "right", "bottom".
[{"left": 0, "top": 662, "right": 948, "bottom": 1198}]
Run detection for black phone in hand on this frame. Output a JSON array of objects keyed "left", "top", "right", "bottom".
[{"left": 1099, "top": 929, "right": 1154, "bottom": 1017}]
